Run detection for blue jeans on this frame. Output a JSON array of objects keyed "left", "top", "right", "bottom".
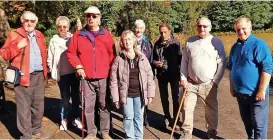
[
  {"left": 122, "top": 97, "right": 144, "bottom": 140},
  {"left": 236, "top": 93, "right": 269, "bottom": 139},
  {"left": 58, "top": 73, "right": 80, "bottom": 121}
]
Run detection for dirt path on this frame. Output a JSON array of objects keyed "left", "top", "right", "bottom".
[{"left": 0, "top": 70, "right": 272, "bottom": 139}]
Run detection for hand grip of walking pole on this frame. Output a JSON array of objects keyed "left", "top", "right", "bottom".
[
  {"left": 80, "top": 77, "right": 85, "bottom": 139},
  {"left": 170, "top": 87, "right": 187, "bottom": 140}
]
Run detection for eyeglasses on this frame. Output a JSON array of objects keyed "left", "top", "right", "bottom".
[
  {"left": 198, "top": 25, "right": 210, "bottom": 28},
  {"left": 58, "top": 25, "right": 67, "bottom": 29},
  {"left": 85, "top": 14, "right": 100, "bottom": 19},
  {"left": 24, "top": 19, "right": 36, "bottom": 23}
]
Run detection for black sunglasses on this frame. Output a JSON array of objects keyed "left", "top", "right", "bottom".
[{"left": 85, "top": 14, "right": 100, "bottom": 19}]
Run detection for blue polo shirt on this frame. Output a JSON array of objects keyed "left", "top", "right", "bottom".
[{"left": 229, "top": 34, "right": 272, "bottom": 95}]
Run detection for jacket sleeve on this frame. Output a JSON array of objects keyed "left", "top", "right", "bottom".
[
  {"left": 212, "top": 38, "right": 226, "bottom": 85},
  {"left": 107, "top": 32, "right": 115, "bottom": 66},
  {"left": 47, "top": 38, "right": 54, "bottom": 72},
  {"left": 0, "top": 32, "right": 21, "bottom": 61},
  {"left": 41, "top": 33, "right": 48, "bottom": 75},
  {"left": 144, "top": 57, "right": 156, "bottom": 98},
  {"left": 255, "top": 41, "right": 273, "bottom": 75},
  {"left": 180, "top": 42, "right": 189, "bottom": 81},
  {"left": 110, "top": 56, "right": 120, "bottom": 103},
  {"left": 66, "top": 34, "right": 81, "bottom": 68}
]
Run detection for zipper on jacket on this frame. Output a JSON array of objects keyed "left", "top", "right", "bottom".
[
  {"left": 138, "top": 58, "right": 145, "bottom": 105},
  {"left": 125, "top": 58, "right": 130, "bottom": 104}
]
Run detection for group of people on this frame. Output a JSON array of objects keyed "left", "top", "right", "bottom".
[{"left": 0, "top": 5, "right": 271, "bottom": 140}]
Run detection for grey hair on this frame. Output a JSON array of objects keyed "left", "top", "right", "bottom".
[
  {"left": 135, "top": 19, "right": 145, "bottom": 29},
  {"left": 20, "top": 11, "right": 38, "bottom": 23},
  {"left": 234, "top": 16, "right": 252, "bottom": 30},
  {"left": 56, "top": 16, "right": 70, "bottom": 28},
  {"left": 197, "top": 16, "right": 212, "bottom": 26}
]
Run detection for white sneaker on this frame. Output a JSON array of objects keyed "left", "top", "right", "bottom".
[
  {"left": 73, "top": 118, "right": 83, "bottom": 129},
  {"left": 60, "top": 120, "right": 67, "bottom": 130}
]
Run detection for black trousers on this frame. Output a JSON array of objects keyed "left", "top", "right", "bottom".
[
  {"left": 0, "top": 81, "right": 5, "bottom": 110},
  {"left": 157, "top": 76, "right": 180, "bottom": 121}
]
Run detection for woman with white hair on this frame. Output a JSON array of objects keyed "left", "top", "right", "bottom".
[
  {"left": 47, "top": 16, "right": 82, "bottom": 131},
  {"left": 134, "top": 19, "right": 154, "bottom": 126}
]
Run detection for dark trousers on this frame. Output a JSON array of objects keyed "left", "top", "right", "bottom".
[
  {"left": 83, "top": 78, "right": 110, "bottom": 136},
  {"left": 14, "top": 72, "right": 45, "bottom": 139},
  {"left": 158, "top": 76, "right": 180, "bottom": 122},
  {"left": 58, "top": 73, "right": 80, "bottom": 121},
  {"left": 0, "top": 81, "right": 5, "bottom": 110},
  {"left": 236, "top": 93, "right": 269, "bottom": 139}
]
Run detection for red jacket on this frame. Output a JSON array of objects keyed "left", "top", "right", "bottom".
[
  {"left": 0, "top": 27, "right": 48, "bottom": 86},
  {"left": 66, "top": 27, "right": 115, "bottom": 79}
]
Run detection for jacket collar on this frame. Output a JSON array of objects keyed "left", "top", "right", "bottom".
[
  {"left": 16, "top": 27, "right": 42, "bottom": 38},
  {"left": 79, "top": 25, "right": 105, "bottom": 36},
  {"left": 119, "top": 49, "right": 145, "bottom": 61},
  {"left": 141, "top": 35, "right": 149, "bottom": 43},
  {"left": 236, "top": 33, "right": 254, "bottom": 44},
  {"left": 159, "top": 34, "right": 175, "bottom": 46}
]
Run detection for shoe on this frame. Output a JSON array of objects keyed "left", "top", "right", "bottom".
[
  {"left": 85, "top": 134, "right": 97, "bottom": 140},
  {"left": 180, "top": 130, "right": 192, "bottom": 139},
  {"left": 73, "top": 118, "right": 83, "bottom": 129},
  {"left": 207, "top": 129, "right": 218, "bottom": 139},
  {"left": 174, "top": 125, "right": 181, "bottom": 131},
  {"left": 32, "top": 132, "right": 49, "bottom": 139},
  {"left": 19, "top": 136, "right": 29, "bottom": 140},
  {"left": 101, "top": 134, "right": 112, "bottom": 140},
  {"left": 164, "top": 118, "right": 172, "bottom": 127},
  {"left": 60, "top": 119, "right": 67, "bottom": 130}
]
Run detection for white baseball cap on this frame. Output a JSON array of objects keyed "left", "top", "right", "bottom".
[{"left": 84, "top": 6, "right": 101, "bottom": 15}]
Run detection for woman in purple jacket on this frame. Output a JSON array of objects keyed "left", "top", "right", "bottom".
[{"left": 110, "top": 30, "right": 155, "bottom": 139}]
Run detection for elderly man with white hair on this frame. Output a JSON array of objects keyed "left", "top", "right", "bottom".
[
  {"left": 180, "top": 16, "right": 226, "bottom": 139},
  {"left": 0, "top": 11, "right": 48, "bottom": 139},
  {"left": 134, "top": 19, "right": 153, "bottom": 127},
  {"left": 67, "top": 6, "right": 115, "bottom": 139}
]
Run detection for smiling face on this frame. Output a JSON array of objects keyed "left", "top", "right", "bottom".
[
  {"left": 234, "top": 18, "right": 252, "bottom": 42},
  {"left": 85, "top": 13, "right": 101, "bottom": 29},
  {"left": 21, "top": 12, "right": 38, "bottom": 33},
  {"left": 57, "top": 20, "right": 69, "bottom": 38},
  {"left": 122, "top": 33, "right": 135, "bottom": 51},
  {"left": 197, "top": 18, "right": 211, "bottom": 39},
  {"left": 135, "top": 24, "right": 145, "bottom": 38}
]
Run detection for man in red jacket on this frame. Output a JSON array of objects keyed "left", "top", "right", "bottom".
[
  {"left": 66, "top": 6, "right": 114, "bottom": 139},
  {"left": 0, "top": 11, "right": 48, "bottom": 139}
]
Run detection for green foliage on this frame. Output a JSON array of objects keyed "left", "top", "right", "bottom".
[{"left": 1, "top": 1, "right": 273, "bottom": 41}]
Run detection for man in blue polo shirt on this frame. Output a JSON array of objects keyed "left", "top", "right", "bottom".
[{"left": 229, "top": 17, "right": 272, "bottom": 139}]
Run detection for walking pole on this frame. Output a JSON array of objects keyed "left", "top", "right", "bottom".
[
  {"left": 170, "top": 87, "right": 187, "bottom": 140},
  {"left": 80, "top": 77, "right": 85, "bottom": 139}
]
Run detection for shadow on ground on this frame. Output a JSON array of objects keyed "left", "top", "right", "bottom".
[{"left": 0, "top": 100, "right": 21, "bottom": 139}]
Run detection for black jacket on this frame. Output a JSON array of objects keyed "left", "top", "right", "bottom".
[{"left": 153, "top": 35, "right": 182, "bottom": 80}]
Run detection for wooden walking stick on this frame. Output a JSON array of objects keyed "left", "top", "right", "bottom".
[
  {"left": 80, "top": 78, "right": 85, "bottom": 139},
  {"left": 170, "top": 87, "right": 187, "bottom": 140}
]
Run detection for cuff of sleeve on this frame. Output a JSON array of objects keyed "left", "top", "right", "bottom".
[
  {"left": 181, "top": 75, "right": 187, "bottom": 81},
  {"left": 213, "top": 78, "right": 220, "bottom": 85}
]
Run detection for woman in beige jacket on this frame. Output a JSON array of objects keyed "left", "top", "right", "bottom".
[{"left": 110, "top": 30, "right": 155, "bottom": 139}]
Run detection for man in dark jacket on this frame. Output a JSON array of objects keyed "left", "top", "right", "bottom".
[{"left": 153, "top": 23, "right": 182, "bottom": 130}]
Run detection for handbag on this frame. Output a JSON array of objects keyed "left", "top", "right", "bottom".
[{"left": 4, "top": 47, "right": 25, "bottom": 86}]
